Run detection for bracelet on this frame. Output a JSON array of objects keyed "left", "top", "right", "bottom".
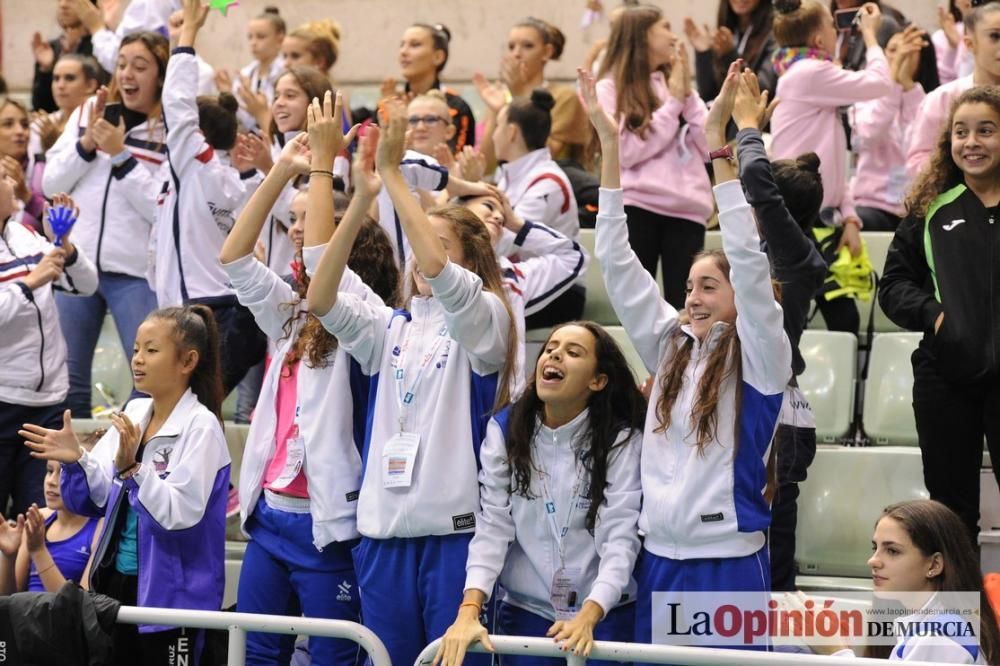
[
  {"left": 36, "top": 561, "right": 57, "bottom": 576},
  {"left": 310, "top": 169, "right": 334, "bottom": 179},
  {"left": 459, "top": 601, "right": 482, "bottom": 613},
  {"left": 116, "top": 462, "right": 140, "bottom": 480}
]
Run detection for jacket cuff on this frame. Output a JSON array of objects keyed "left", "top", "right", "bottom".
[
  {"left": 302, "top": 244, "right": 326, "bottom": 276},
  {"left": 13, "top": 280, "right": 34, "bottom": 301},
  {"left": 598, "top": 188, "right": 625, "bottom": 217},
  {"left": 424, "top": 260, "right": 462, "bottom": 295},
  {"left": 76, "top": 140, "right": 97, "bottom": 162},
  {"left": 713, "top": 179, "right": 747, "bottom": 213},
  {"left": 585, "top": 580, "right": 619, "bottom": 617},
  {"left": 64, "top": 245, "right": 80, "bottom": 266},
  {"left": 464, "top": 566, "right": 496, "bottom": 601},
  {"left": 513, "top": 221, "right": 534, "bottom": 246},
  {"left": 172, "top": 46, "right": 195, "bottom": 56},
  {"left": 220, "top": 252, "right": 260, "bottom": 283}
]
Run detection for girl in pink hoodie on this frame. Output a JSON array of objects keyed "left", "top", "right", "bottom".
[
  {"left": 770, "top": 0, "right": 891, "bottom": 250},
  {"left": 595, "top": 5, "right": 713, "bottom": 309}
]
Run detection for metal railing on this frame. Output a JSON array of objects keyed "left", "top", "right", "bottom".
[
  {"left": 116, "top": 606, "right": 391, "bottom": 666},
  {"left": 415, "top": 635, "right": 946, "bottom": 666}
]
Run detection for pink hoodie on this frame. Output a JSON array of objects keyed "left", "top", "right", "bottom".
[
  {"left": 595, "top": 73, "right": 713, "bottom": 224},
  {"left": 932, "top": 25, "right": 971, "bottom": 85},
  {"left": 770, "top": 46, "right": 892, "bottom": 223},
  {"left": 905, "top": 74, "right": 973, "bottom": 180},
  {"left": 849, "top": 82, "right": 925, "bottom": 217}
]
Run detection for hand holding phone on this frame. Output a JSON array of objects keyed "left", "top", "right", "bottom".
[{"left": 102, "top": 102, "right": 122, "bottom": 126}]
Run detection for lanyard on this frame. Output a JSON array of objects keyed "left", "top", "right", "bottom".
[
  {"left": 736, "top": 26, "right": 753, "bottom": 57},
  {"left": 533, "top": 445, "right": 583, "bottom": 566},
  {"left": 391, "top": 320, "right": 450, "bottom": 431}
]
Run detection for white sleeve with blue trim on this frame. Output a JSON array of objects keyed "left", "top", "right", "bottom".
[
  {"left": 465, "top": 417, "right": 515, "bottom": 599},
  {"left": 316, "top": 291, "right": 393, "bottom": 375},
  {"left": 502, "top": 221, "right": 587, "bottom": 316}
]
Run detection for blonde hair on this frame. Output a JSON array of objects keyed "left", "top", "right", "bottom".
[{"left": 289, "top": 19, "right": 341, "bottom": 72}]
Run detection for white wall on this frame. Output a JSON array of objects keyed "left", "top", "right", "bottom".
[{"left": 1, "top": 0, "right": 939, "bottom": 90}]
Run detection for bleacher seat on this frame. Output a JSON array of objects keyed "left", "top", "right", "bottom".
[
  {"left": 863, "top": 332, "right": 920, "bottom": 446},
  {"left": 797, "top": 330, "right": 857, "bottom": 443},
  {"left": 578, "top": 229, "right": 617, "bottom": 326},
  {"left": 91, "top": 316, "right": 133, "bottom": 413},
  {"left": 863, "top": 232, "right": 902, "bottom": 334},
  {"left": 796, "top": 445, "right": 928, "bottom": 585},
  {"left": 704, "top": 229, "right": 722, "bottom": 252}
]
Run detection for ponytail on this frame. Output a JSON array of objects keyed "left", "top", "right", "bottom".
[{"left": 147, "top": 305, "right": 224, "bottom": 421}]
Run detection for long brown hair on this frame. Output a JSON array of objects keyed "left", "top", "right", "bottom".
[
  {"left": 409, "top": 205, "right": 518, "bottom": 410},
  {"left": 283, "top": 216, "right": 401, "bottom": 369},
  {"left": 507, "top": 322, "right": 646, "bottom": 531},
  {"left": 866, "top": 500, "right": 1000, "bottom": 663},
  {"left": 654, "top": 250, "right": 742, "bottom": 452},
  {"left": 907, "top": 86, "right": 1000, "bottom": 218},
  {"left": 717, "top": 0, "right": 774, "bottom": 70},
  {"left": 596, "top": 5, "right": 667, "bottom": 139}
]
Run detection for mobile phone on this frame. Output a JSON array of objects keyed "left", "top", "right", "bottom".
[
  {"left": 834, "top": 8, "right": 860, "bottom": 31},
  {"left": 103, "top": 102, "right": 122, "bottom": 126}
]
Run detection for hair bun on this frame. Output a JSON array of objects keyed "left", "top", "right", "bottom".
[
  {"left": 773, "top": 0, "right": 802, "bottom": 14},
  {"left": 795, "top": 152, "right": 821, "bottom": 173},
  {"left": 263, "top": 5, "right": 280, "bottom": 15},
  {"left": 218, "top": 92, "right": 239, "bottom": 114},
  {"left": 435, "top": 23, "right": 452, "bottom": 43},
  {"left": 530, "top": 87, "right": 555, "bottom": 113}
]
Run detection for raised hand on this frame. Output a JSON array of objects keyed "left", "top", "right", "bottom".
[
  {"left": 214, "top": 69, "right": 233, "bottom": 94},
  {"left": 233, "top": 131, "right": 273, "bottom": 174},
  {"left": 733, "top": 68, "right": 779, "bottom": 131},
  {"left": 306, "top": 90, "right": 359, "bottom": 168},
  {"left": 2, "top": 156, "right": 30, "bottom": 203},
  {"left": 110, "top": 411, "right": 141, "bottom": 473},
  {"left": 178, "top": 0, "right": 210, "bottom": 47},
  {"left": 237, "top": 72, "right": 269, "bottom": 121},
  {"left": 501, "top": 55, "right": 531, "bottom": 96},
  {"left": 683, "top": 18, "right": 714, "bottom": 53},
  {"left": 24, "top": 504, "right": 47, "bottom": 554},
  {"left": 21, "top": 409, "right": 82, "bottom": 464},
  {"left": 351, "top": 125, "right": 382, "bottom": 200},
  {"left": 938, "top": 5, "right": 960, "bottom": 48},
  {"left": 0, "top": 514, "right": 24, "bottom": 559},
  {"left": 473, "top": 72, "right": 508, "bottom": 114},
  {"left": 31, "top": 32, "right": 55, "bottom": 72},
  {"left": 32, "top": 111, "right": 61, "bottom": 152},
  {"left": 375, "top": 97, "right": 408, "bottom": 172},
  {"left": 456, "top": 146, "right": 486, "bottom": 183},
  {"left": 275, "top": 132, "right": 311, "bottom": 176},
  {"left": 90, "top": 115, "right": 126, "bottom": 156},
  {"left": 704, "top": 60, "right": 742, "bottom": 149},
  {"left": 714, "top": 26, "right": 735, "bottom": 56},
  {"left": 577, "top": 67, "right": 617, "bottom": 143},
  {"left": 379, "top": 77, "right": 399, "bottom": 101}
]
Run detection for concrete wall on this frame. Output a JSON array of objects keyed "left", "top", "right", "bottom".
[{"left": 1, "top": 0, "right": 939, "bottom": 90}]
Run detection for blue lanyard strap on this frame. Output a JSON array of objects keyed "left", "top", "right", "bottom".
[{"left": 391, "top": 321, "right": 450, "bottom": 431}]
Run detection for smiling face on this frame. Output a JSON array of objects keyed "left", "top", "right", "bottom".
[
  {"left": 271, "top": 73, "right": 309, "bottom": 133},
  {"left": 685, "top": 255, "right": 737, "bottom": 342},
  {"left": 507, "top": 26, "right": 550, "bottom": 81},
  {"left": 868, "top": 516, "right": 941, "bottom": 597},
  {"left": 52, "top": 58, "right": 97, "bottom": 113},
  {"left": 535, "top": 324, "right": 608, "bottom": 414},
  {"left": 132, "top": 318, "right": 196, "bottom": 399},
  {"left": 406, "top": 97, "right": 454, "bottom": 155},
  {"left": 43, "top": 461, "right": 64, "bottom": 511},
  {"left": 951, "top": 101, "right": 1000, "bottom": 181},
  {"left": 116, "top": 40, "right": 161, "bottom": 115},
  {"left": 646, "top": 17, "right": 678, "bottom": 70},
  {"left": 462, "top": 194, "right": 505, "bottom": 246},
  {"left": 0, "top": 103, "right": 30, "bottom": 160},
  {"left": 288, "top": 190, "right": 307, "bottom": 251},
  {"left": 399, "top": 26, "right": 444, "bottom": 80},
  {"left": 411, "top": 215, "right": 466, "bottom": 296},
  {"left": 248, "top": 17, "right": 284, "bottom": 64}
]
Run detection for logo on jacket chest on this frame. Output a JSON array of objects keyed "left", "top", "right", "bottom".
[{"left": 149, "top": 443, "right": 175, "bottom": 475}]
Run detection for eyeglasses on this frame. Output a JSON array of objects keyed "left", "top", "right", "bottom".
[{"left": 407, "top": 115, "right": 449, "bottom": 127}]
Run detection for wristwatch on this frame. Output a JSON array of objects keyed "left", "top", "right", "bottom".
[{"left": 708, "top": 144, "right": 736, "bottom": 164}]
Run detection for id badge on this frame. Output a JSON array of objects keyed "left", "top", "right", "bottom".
[
  {"left": 549, "top": 567, "right": 582, "bottom": 621},
  {"left": 270, "top": 436, "right": 305, "bottom": 489},
  {"left": 382, "top": 432, "right": 421, "bottom": 488}
]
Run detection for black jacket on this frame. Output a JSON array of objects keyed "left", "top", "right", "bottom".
[
  {"left": 736, "top": 129, "right": 827, "bottom": 377},
  {"left": 32, "top": 35, "right": 95, "bottom": 113},
  {"left": 0, "top": 581, "right": 119, "bottom": 665},
  {"left": 879, "top": 184, "right": 1000, "bottom": 383}
]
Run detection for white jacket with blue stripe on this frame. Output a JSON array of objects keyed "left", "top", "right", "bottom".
[
  {"left": 317, "top": 260, "right": 511, "bottom": 539},
  {"left": 595, "top": 184, "right": 791, "bottom": 559}
]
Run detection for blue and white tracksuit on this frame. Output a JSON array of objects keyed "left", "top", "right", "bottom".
[
  {"left": 376, "top": 151, "right": 448, "bottom": 271},
  {"left": 466, "top": 408, "right": 641, "bottom": 665},
  {"left": 595, "top": 184, "right": 792, "bottom": 648},
  {"left": 151, "top": 47, "right": 248, "bottom": 308},
  {"left": 496, "top": 220, "right": 587, "bottom": 394},
  {"left": 316, "top": 260, "right": 510, "bottom": 666},
  {"left": 60, "top": 388, "right": 230, "bottom": 632},
  {"left": 222, "top": 246, "right": 379, "bottom": 665}
]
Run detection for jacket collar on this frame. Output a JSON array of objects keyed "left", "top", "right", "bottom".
[
  {"left": 535, "top": 407, "right": 591, "bottom": 447},
  {"left": 498, "top": 147, "right": 553, "bottom": 190},
  {"left": 127, "top": 387, "right": 203, "bottom": 440},
  {"left": 679, "top": 320, "right": 732, "bottom": 357}
]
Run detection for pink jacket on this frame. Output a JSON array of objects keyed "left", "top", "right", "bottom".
[
  {"left": 905, "top": 74, "right": 973, "bottom": 180},
  {"left": 849, "top": 82, "right": 925, "bottom": 217},
  {"left": 932, "top": 25, "right": 970, "bottom": 85},
  {"left": 595, "top": 74, "right": 713, "bottom": 224},
  {"left": 770, "top": 46, "right": 891, "bottom": 222}
]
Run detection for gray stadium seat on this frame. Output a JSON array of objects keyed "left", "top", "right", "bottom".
[
  {"left": 797, "top": 330, "right": 857, "bottom": 443},
  {"left": 863, "top": 332, "right": 920, "bottom": 446},
  {"left": 796, "top": 445, "right": 928, "bottom": 584},
  {"left": 91, "top": 315, "right": 133, "bottom": 414},
  {"left": 578, "top": 229, "right": 618, "bottom": 326}
]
